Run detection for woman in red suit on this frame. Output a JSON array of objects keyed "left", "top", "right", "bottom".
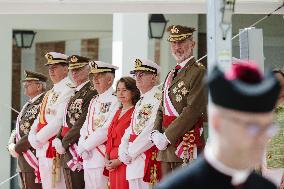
[{"left": 105, "top": 77, "right": 140, "bottom": 189}]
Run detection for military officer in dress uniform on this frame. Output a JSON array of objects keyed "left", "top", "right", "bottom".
[
  {"left": 77, "top": 61, "right": 120, "bottom": 189},
  {"left": 7, "top": 70, "right": 47, "bottom": 189},
  {"left": 28, "top": 52, "right": 75, "bottom": 189},
  {"left": 150, "top": 25, "right": 207, "bottom": 176},
  {"left": 156, "top": 62, "right": 279, "bottom": 189},
  {"left": 52, "top": 55, "right": 97, "bottom": 189},
  {"left": 119, "top": 59, "right": 162, "bottom": 189}
]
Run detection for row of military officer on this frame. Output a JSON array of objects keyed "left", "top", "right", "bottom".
[{"left": 7, "top": 24, "right": 207, "bottom": 189}]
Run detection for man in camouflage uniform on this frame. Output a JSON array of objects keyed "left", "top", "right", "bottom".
[
  {"left": 8, "top": 70, "right": 47, "bottom": 189},
  {"left": 52, "top": 55, "right": 97, "bottom": 189},
  {"left": 151, "top": 25, "right": 207, "bottom": 176}
]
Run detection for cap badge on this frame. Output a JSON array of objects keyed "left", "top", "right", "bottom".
[
  {"left": 90, "top": 61, "right": 98, "bottom": 69},
  {"left": 47, "top": 54, "right": 53, "bottom": 63},
  {"left": 70, "top": 56, "right": 78, "bottom": 63},
  {"left": 171, "top": 26, "right": 179, "bottom": 34},
  {"left": 135, "top": 59, "right": 142, "bottom": 68}
]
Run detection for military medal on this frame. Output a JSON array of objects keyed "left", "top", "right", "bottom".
[{"left": 134, "top": 104, "right": 153, "bottom": 134}]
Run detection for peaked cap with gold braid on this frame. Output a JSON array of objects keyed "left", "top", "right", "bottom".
[
  {"left": 130, "top": 58, "right": 160, "bottom": 74},
  {"left": 167, "top": 25, "right": 196, "bottom": 42},
  {"left": 44, "top": 52, "right": 68, "bottom": 66},
  {"left": 89, "top": 60, "right": 119, "bottom": 74},
  {"left": 67, "top": 55, "right": 90, "bottom": 70},
  {"left": 23, "top": 70, "right": 48, "bottom": 82}
]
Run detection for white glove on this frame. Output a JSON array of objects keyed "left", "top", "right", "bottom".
[
  {"left": 8, "top": 143, "right": 19, "bottom": 158},
  {"left": 151, "top": 131, "right": 169, "bottom": 151},
  {"left": 118, "top": 152, "right": 132, "bottom": 164},
  {"left": 81, "top": 150, "right": 92, "bottom": 160},
  {"left": 28, "top": 133, "right": 42, "bottom": 149},
  {"left": 52, "top": 138, "right": 65, "bottom": 154}
]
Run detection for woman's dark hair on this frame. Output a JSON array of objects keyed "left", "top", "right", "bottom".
[{"left": 116, "top": 76, "right": 140, "bottom": 106}]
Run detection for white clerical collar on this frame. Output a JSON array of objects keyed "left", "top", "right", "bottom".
[
  {"left": 76, "top": 81, "right": 89, "bottom": 91},
  {"left": 177, "top": 56, "right": 194, "bottom": 69},
  {"left": 204, "top": 145, "right": 250, "bottom": 185},
  {"left": 29, "top": 92, "right": 44, "bottom": 103}
]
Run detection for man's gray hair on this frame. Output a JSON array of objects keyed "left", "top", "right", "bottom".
[
  {"left": 105, "top": 72, "right": 115, "bottom": 84},
  {"left": 38, "top": 81, "right": 47, "bottom": 91}
]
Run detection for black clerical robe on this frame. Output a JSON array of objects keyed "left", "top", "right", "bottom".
[{"left": 155, "top": 157, "right": 276, "bottom": 189}]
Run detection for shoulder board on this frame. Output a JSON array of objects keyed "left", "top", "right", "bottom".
[
  {"left": 154, "top": 91, "right": 162, "bottom": 101},
  {"left": 34, "top": 93, "right": 46, "bottom": 103},
  {"left": 89, "top": 85, "right": 95, "bottom": 91},
  {"left": 194, "top": 61, "right": 205, "bottom": 69},
  {"left": 157, "top": 83, "right": 163, "bottom": 91},
  {"left": 66, "top": 82, "right": 76, "bottom": 88}
]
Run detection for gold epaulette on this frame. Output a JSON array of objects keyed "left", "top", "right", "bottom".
[
  {"left": 66, "top": 82, "right": 76, "bottom": 88},
  {"left": 89, "top": 86, "right": 95, "bottom": 91},
  {"left": 195, "top": 61, "right": 205, "bottom": 68},
  {"left": 154, "top": 91, "right": 162, "bottom": 101}
]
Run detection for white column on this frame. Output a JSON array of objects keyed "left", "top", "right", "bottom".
[
  {"left": 0, "top": 27, "right": 12, "bottom": 189},
  {"left": 207, "top": 0, "right": 232, "bottom": 72},
  {"left": 207, "top": 0, "right": 233, "bottom": 140},
  {"left": 112, "top": 13, "right": 148, "bottom": 80}
]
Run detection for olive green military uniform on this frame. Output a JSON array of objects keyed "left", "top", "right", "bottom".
[
  {"left": 52, "top": 55, "right": 96, "bottom": 189},
  {"left": 153, "top": 58, "right": 207, "bottom": 175},
  {"left": 15, "top": 93, "right": 45, "bottom": 189},
  {"left": 11, "top": 70, "right": 48, "bottom": 189},
  {"left": 56, "top": 81, "right": 96, "bottom": 189}
]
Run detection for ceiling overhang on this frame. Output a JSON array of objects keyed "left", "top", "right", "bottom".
[{"left": 0, "top": 0, "right": 283, "bottom": 14}]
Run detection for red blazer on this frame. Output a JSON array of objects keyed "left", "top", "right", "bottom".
[{"left": 106, "top": 107, "right": 134, "bottom": 159}]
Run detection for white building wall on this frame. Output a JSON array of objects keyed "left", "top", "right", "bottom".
[
  {"left": 0, "top": 27, "right": 12, "bottom": 189},
  {"left": 99, "top": 37, "right": 113, "bottom": 63}
]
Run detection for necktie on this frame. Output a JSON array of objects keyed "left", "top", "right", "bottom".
[{"left": 173, "top": 65, "right": 182, "bottom": 79}]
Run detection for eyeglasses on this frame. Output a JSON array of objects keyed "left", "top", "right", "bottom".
[{"left": 222, "top": 115, "right": 279, "bottom": 137}]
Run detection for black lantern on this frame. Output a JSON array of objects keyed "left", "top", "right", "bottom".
[
  {"left": 149, "top": 14, "right": 168, "bottom": 39},
  {"left": 13, "top": 30, "right": 36, "bottom": 48}
]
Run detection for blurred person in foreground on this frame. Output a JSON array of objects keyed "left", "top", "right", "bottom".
[{"left": 155, "top": 61, "right": 279, "bottom": 189}]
